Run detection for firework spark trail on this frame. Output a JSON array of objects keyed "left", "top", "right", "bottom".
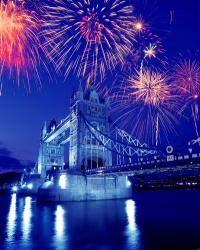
[
  {"left": 173, "top": 59, "right": 200, "bottom": 139},
  {"left": 111, "top": 69, "right": 181, "bottom": 146},
  {"left": 170, "top": 10, "right": 174, "bottom": 25},
  {"left": 0, "top": 0, "right": 46, "bottom": 94},
  {"left": 42, "top": 0, "right": 136, "bottom": 83}
]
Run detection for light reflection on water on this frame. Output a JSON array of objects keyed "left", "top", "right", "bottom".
[
  {"left": 22, "top": 197, "right": 32, "bottom": 241},
  {"left": 6, "top": 194, "right": 17, "bottom": 242},
  {"left": 2, "top": 190, "right": 200, "bottom": 250},
  {"left": 126, "top": 200, "right": 137, "bottom": 232},
  {"left": 55, "top": 205, "right": 65, "bottom": 237},
  {"left": 54, "top": 205, "right": 68, "bottom": 250},
  {"left": 3, "top": 196, "right": 139, "bottom": 250},
  {"left": 125, "top": 199, "right": 140, "bottom": 249}
]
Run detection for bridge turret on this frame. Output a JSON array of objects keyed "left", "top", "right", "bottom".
[
  {"left": 37, "top": 84, "right": 112, "bottom": 177},
  {"left": 48, "top": 119, "right": 57, "bottom": 133},
  {"left": 37, "top": 117, "right": 65, "bottom": 177},
  {"left": 69, "top": 84, "right": 112, "bottom": 170},
  {"left": 42, "top": 121, "right": 47, "bottom": 140}
]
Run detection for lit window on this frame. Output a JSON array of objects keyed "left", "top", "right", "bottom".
[{"left": 51, "top": 149, "right": 56, "bottom": 154}]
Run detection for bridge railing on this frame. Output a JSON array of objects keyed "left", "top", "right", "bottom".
[{"left": 84, "top": 153, "right": 200, "bottom": 175}]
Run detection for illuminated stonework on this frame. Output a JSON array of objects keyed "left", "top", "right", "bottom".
[
  {"left": 69, "top": 84, "right": 112, "bottom": 169},
  {"left": 37, "top": 122, "right": 65, "bottom": 177},
  {"left": 37, "top": 84, "right": 112, "bottom": 177}
]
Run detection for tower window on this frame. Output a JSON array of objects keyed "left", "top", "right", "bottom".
[{"left": 51, "top": 149, "right": 56, "bottom": 154}]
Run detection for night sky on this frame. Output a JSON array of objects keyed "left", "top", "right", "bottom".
[{"left": 0, "top": 0, "right": 200, "bottom": 172}]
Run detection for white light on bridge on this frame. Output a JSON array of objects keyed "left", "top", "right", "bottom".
[
  {"left": 59, "top": 175, "right": 67, "bottom": 189},
  {"left": 12, "top": 186, "right": 18, "bottom": 192},
  {"left": 27, "top": 183, "right": 33, "bottom": 189},
  {"left": 126, "top": 177, "right": 132, "bottom": 187}
]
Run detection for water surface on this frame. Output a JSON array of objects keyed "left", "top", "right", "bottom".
[{"left": 0, "top": 189, "right": 200, "bottom": 250}]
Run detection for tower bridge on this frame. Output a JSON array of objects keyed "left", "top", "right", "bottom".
[
  {"left": 37, "top": 84, "right": 157, "bottom": 178},
  {"left": 34, "top": 84, "right": 200, "bottom": 202}
]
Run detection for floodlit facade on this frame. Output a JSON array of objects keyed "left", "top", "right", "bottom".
[
  {"left": 69, "top": 84, "right": 112, "bottom": 169},
  {"left": 37, "top": 84, "right": 112, "bottom": 178}
]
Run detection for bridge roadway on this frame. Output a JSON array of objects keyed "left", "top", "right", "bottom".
[
  {"left": 83, "top": 155, "right": 200, "bottom": 176},
  {"left": 49, "top": 154, "right": 200, "bottom": 177}
]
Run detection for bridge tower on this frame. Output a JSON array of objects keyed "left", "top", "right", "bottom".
[
  {"left": 37, "top": 120, "right": 65, "bottom": 178},
  {"left": 69, "top": 84, "right": 112, "bottom": 170}
]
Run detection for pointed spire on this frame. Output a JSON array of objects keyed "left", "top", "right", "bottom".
[
  {"left": 42, "top": 121, "right": 47, "bottom": 139},
  {"left": 86, "top": 73, "right": 95, "bottom": 91},
  {"left": 76, "top": 80, "right": 83, "bottom": 100}
]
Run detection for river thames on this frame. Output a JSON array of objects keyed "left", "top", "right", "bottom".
[{"left": 0, "top": 189, "right": 200, "bottom": 250}]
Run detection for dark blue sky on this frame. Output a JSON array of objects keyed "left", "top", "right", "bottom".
[{"left": 0, "top": 0, "right": 200, "bottom": 172}]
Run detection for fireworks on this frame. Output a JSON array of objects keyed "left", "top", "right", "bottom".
[
  {"left": 112, "top": 69, "right": 180, "bottom": 145},
  {"left": 0, "top": 0, "right": 197, "bottom": 146},
  {"left": 173, "top": 59, "right": 200, "bottom": 138},
  {"left": 121, "top": 12, "right": 166, "bottom": 74},
  {"left": 135, "top": 22, "right": 143, "bottom": 31},
  {"left": 129, "top": 69, "right": 170, "bottom": 106},
  {"left": 0, "top": 0, "right": 43, "bottom": 92},
  {"left": 42, "top": 0, "right": 136, "bottom": 82},
  {"left": 133, "top": 18, "right": 145, "bottom": 33},
  {"left": 173, "top": 59, "right": 200, "bottom": 97},
  {"left": 144, "top": 43, "right": 157, "bottom": 58}
]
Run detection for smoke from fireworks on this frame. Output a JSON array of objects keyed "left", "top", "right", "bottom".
[
  {"left": 42, "top": 0, "right": 136, "bottom": 82},
  {"left": 112, "top": 69, "right": 180, "bottom": 146}
]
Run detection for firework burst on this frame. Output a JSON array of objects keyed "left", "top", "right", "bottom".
[
  {"left": 0, "top": 0, "right": 44, "bottom": 94},
  {"left": 133, "top": 17, "right": 147, "bottom": 33},
  {"left": 173, "top": 59, "right": 200, "bottom": 97},
  {"left": 173, "top": 59, "right": 200, "bottom": 138},
  {"left": 130, "top": 69, "right": 170, "bottom": 106},
  {"left": 144, "top": 43, "right": 157, "bottom": 59},
  {"left": 112, "top": 69, "right": 180, "bottom": 146},
  {"left": 42, "top": 0, "right": 136, "bottom": 82}
]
